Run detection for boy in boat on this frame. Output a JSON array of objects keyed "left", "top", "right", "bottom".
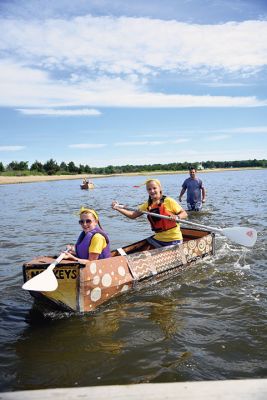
[
  {"left": 112, "top": 179, "right": 187, "bottom": 247},
  {"left": 179, "top": 167, "right": 206, "bottom": 211}
]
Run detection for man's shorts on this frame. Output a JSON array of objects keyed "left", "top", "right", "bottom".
[{"left": 187, "top": 201, "right": 202, "bottom": 211}]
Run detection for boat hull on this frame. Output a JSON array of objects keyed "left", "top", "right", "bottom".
[
  {"left": 23, "top": 228, "right": 215, "bottom": 312},
  {"left": 80, "top": 183, "right": 94, "bottom": 190}
]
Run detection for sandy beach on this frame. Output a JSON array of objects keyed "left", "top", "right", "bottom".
[
  {"left": 1, "top": 172, "right": 169, "bottom": 185},
  {"left": 0, "top": 172, "right": 152, "bottom": 185},
  {"left": 0, "top": 168, "right": 264, "bottom": 185},
  {"left": 0, "top": 174, "right": 96, "bottom": 185}
]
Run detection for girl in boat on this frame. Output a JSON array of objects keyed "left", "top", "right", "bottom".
[
  {"left": 64, "top": 207, "right": 111, "bottom": 263},
  {"left": 112, "top": 179, "right": 188, "bottom": 247}
]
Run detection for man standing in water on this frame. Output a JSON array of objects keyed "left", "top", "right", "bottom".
[{"left": 178, "top": 167, "right": 206, "bottom": 211}]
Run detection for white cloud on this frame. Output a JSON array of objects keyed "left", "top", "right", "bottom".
[
  {"left": 68, "top": 143, "right": 106, "bottom": 149},
  {"left": 224, "top": 126, "right": 267, "bottom": 134},
  {"left": 118, "top": 93, "right": 267, "bottom": 108},
  {"left": 1, "top": 60, "right": 265, "bottom": 108},
  {"left": 137, "top": 133, "right": 173, "bottom": 138},
  {"left": 0, "top": 16, "right": 267, "bottom": 108},
  {"left": 1, "top": 17, "right": 267, "bottom": 73},
  {"left": 17, "top": 108, "right": 101, "bottom": 116},
  {"left": 203, "top": 82, "right": 251, "bottom": 87},
  {"left": 0, "top": 146, "right": 26, "bottom": 151},
  {"left": 115, "top": 141, "right": 157, "bottom": 146},
  {"left": 170, "top": 126, "right": 267, "bottom": 135},
  {"left": 115, "top": 138, "right": 190, "bottom": 146},
  {"left": 205, "top": 135, "right": 231, "bottom": 141},
  {"left": 171, "top": 139, "right": 190, "bottom": 144}
]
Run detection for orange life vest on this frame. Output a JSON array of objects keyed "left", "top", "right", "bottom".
[{"left": 147, "top": 197, "right": 177, "bottom": 232}]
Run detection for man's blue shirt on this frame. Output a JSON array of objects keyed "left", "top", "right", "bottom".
[{"left": 182, "top": 177, "right": 203, "bottom": 204}]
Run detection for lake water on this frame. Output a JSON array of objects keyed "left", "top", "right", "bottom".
[{"left": 0, "top": 170, "right": 266, "bottom": 392}]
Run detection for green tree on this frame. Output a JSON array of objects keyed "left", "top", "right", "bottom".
[
  {"left": 7, "top": 161, "right": 29, "bottom": 170},
  {"left": 78, "top": 164, "right": 85, "bottom": 174},
  {"left": 67, "top": 161, "right": 79, "bottom": 173},
  {"left": 84, "top": 165, "right": 92, "bottom": 173},
  {"left": 104, "top": 165, "right": 115, "bottom": 174},
  {"left": 59, "top": 161, "right": 68, "bottom": 172},
  {"left": 18, "top": 161, "right": 29, "bottom": 170},
  {"left": 43, "top": 159, "right": 60, "bottom": 175},
  {"left": 0, "top": 162, "right": 5, "bottom": 172},
  {"left": 30, "top": 160, "right": 44, "bottom": 172},
  {"left": 7, "top": 161, "right": 19, "bottom": 170}
]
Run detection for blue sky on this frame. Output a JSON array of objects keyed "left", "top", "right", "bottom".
[{"left": 0, "top": 0, "right": 267, "bottom": 167}]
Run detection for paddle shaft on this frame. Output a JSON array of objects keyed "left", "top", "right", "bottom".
[
  {"left": 47, "top": 252, "right": 66, "bottom": 271},
  {"left": 116, "top": 204, "right": 257, "bottom": 247},
  {"left": 117, "top": 205, "right": 221, "bottom": 233}
]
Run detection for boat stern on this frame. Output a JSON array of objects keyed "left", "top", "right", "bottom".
[{"left": 23, "top": 257, "right": 82, "bottom": 311}]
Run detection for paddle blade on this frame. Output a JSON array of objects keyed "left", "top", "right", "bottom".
[
  {"left": 22, "top": 268, "right": 58, "bottom": 292},
  {"left": 222, "top": 227, "right": 257, "bottom": 247}
]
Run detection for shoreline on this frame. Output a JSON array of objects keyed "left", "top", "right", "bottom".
[{"left": 0, "top": 167, "right": 264, "bottom": 185}]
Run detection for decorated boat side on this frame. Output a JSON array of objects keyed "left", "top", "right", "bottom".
[{"left": 22, "top": 227, "right": 215, "bottom": 313}]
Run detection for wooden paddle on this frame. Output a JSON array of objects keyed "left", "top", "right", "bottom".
[
  {"left": 22, "top": 252, "right": 66, "bottom": 292},
  {"left": 116, "top": 204, "right": 257, "bottom": 247}
]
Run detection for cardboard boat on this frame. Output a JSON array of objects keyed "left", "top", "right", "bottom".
[{"left": 22, "top": 227, "right": 215, "bottom": 313}]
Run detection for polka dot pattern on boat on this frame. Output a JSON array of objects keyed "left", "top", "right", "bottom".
[{"left": 81, "top": 256, "right": 133, "bottom": 311}]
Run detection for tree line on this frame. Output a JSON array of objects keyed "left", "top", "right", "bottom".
[{"left": 0, "top": 158, "right": 266, "bottom": 176}]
